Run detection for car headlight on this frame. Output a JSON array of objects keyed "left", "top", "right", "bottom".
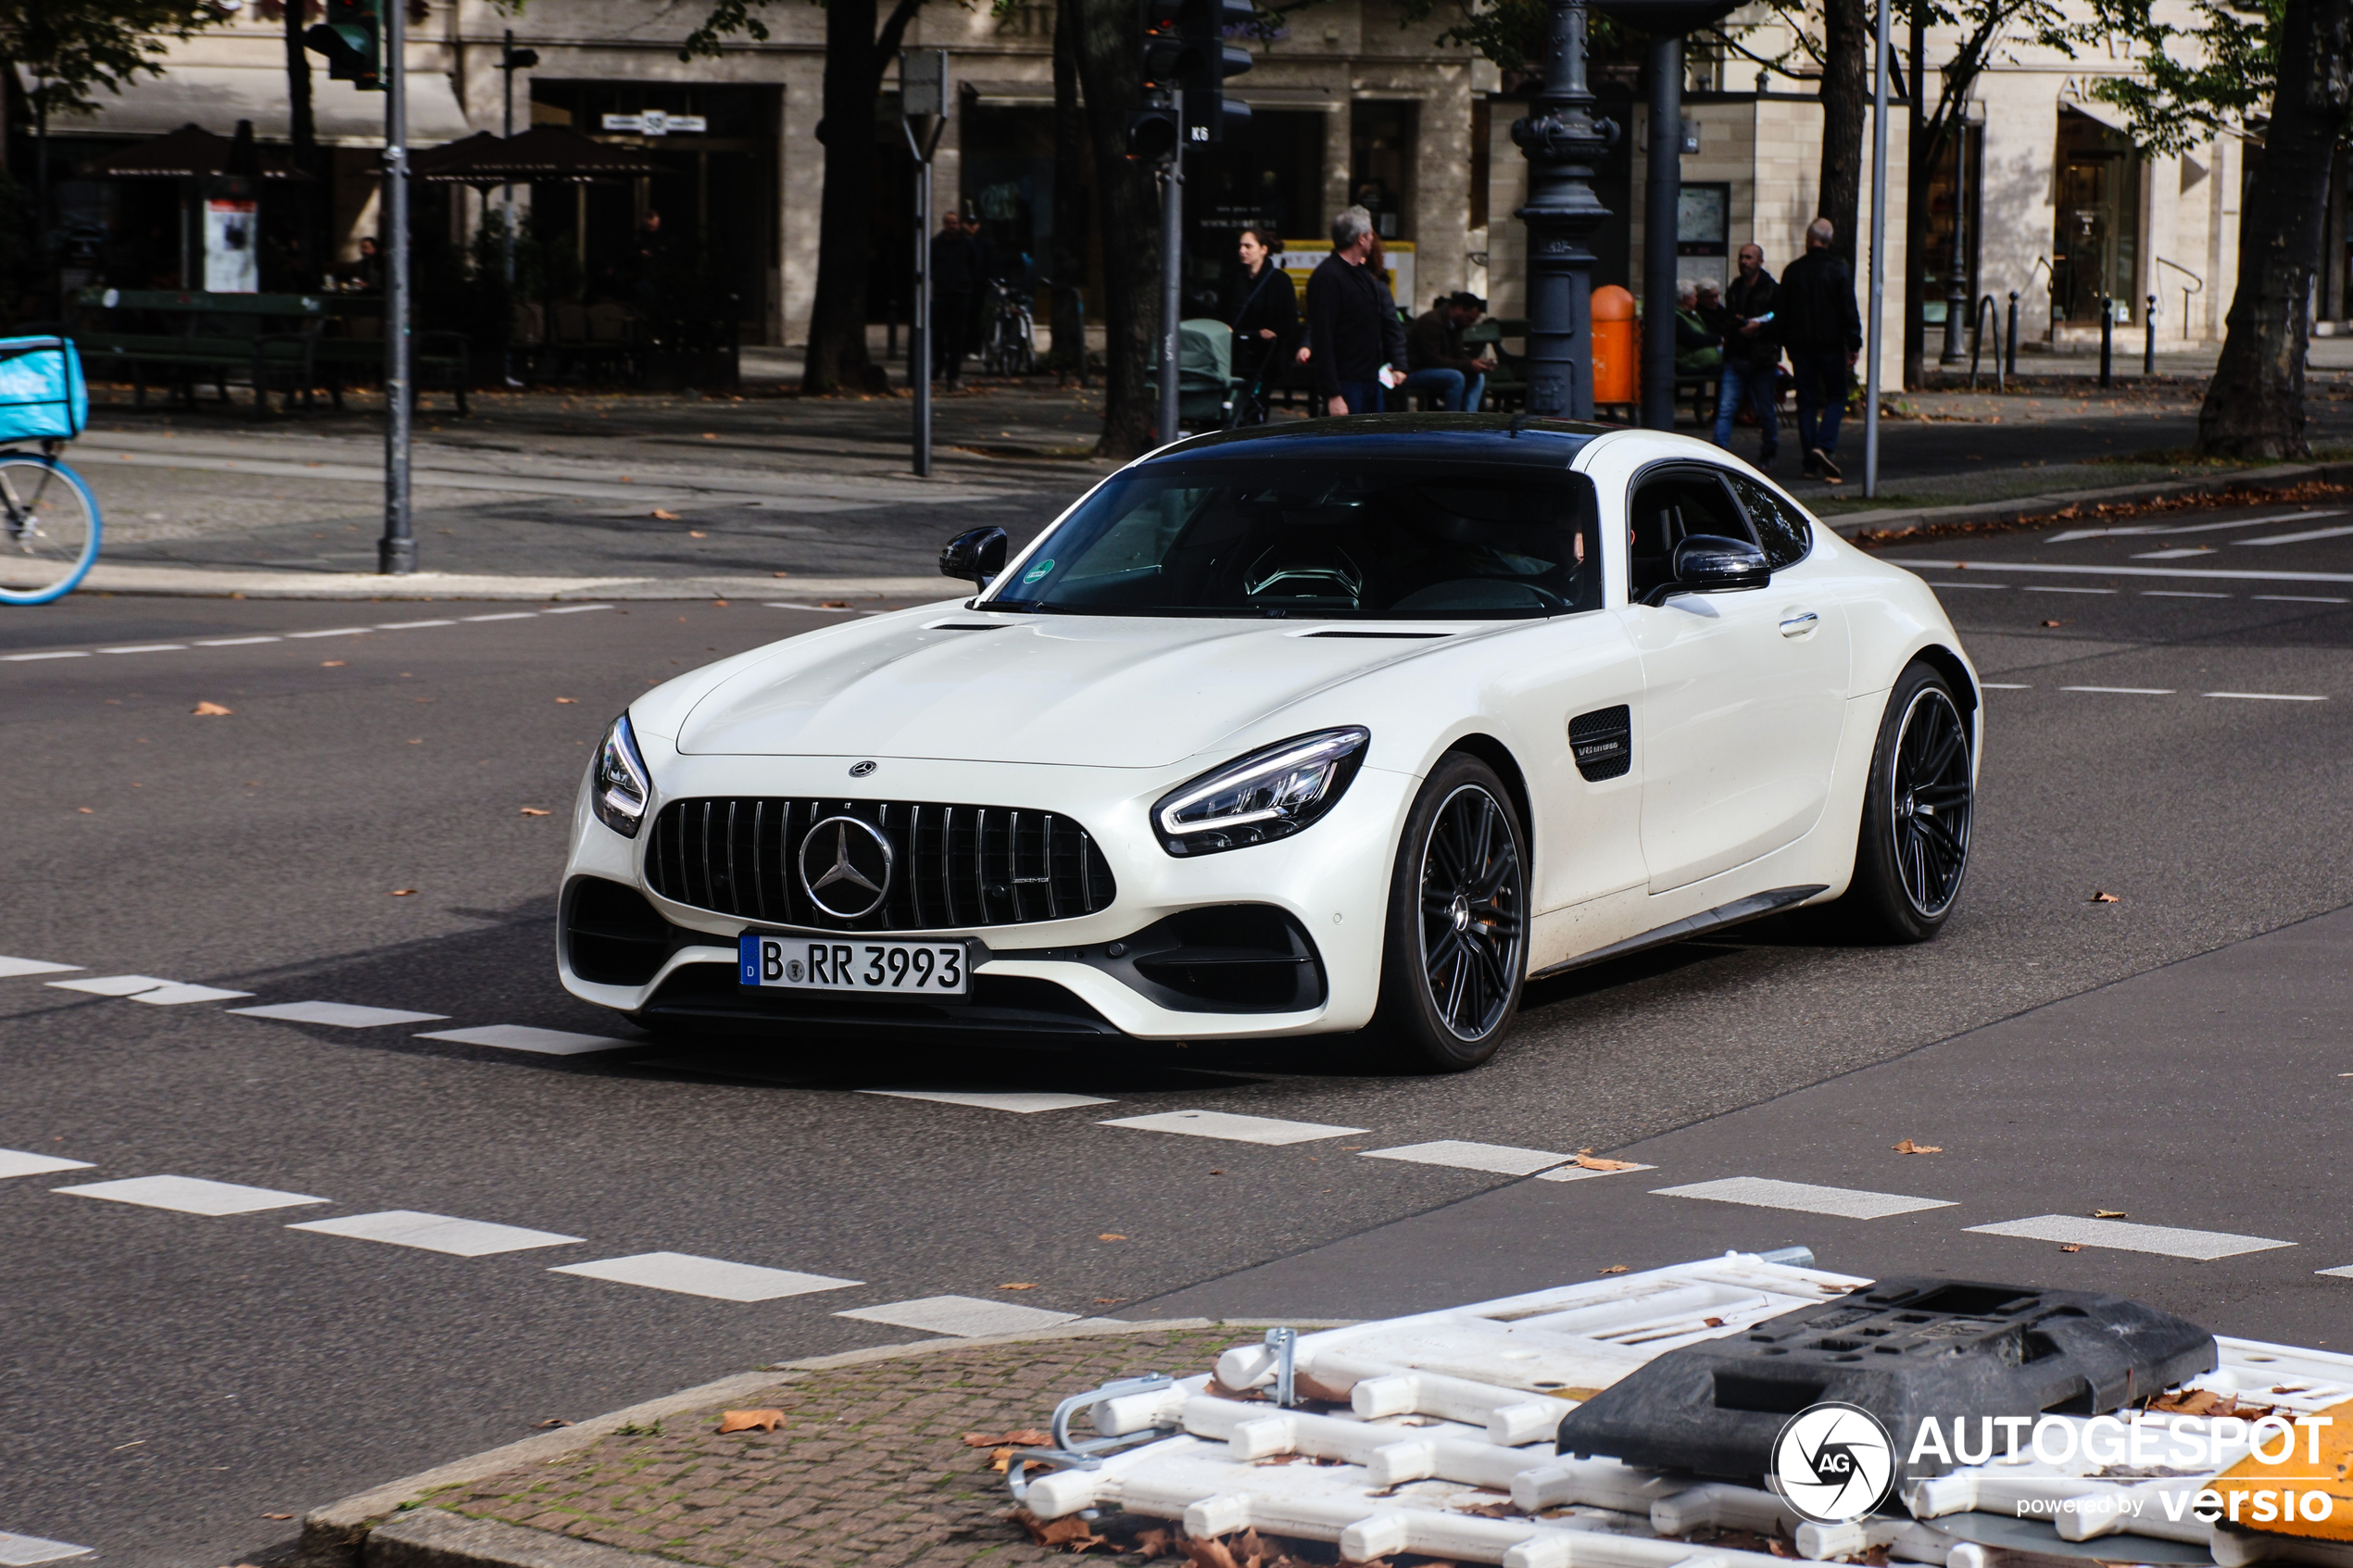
[
  {"left": 592, "top": 712, "right": 652, "bottom": 838},
  {"left": 1153, "top": 727, "right": 1370, "bottom": 857}
]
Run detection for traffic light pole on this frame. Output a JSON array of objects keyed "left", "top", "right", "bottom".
[
  {"left": 902, "top": 52, "right": 947, "bottom": 477},
  {"left": 1157, "top": 98, "right": 1183, "bottom": 448},
  {"left": 380, "top": 0, "right": 414, "bottom": 574}
]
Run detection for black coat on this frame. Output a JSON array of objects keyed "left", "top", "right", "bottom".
[
  {"left": 1777, "top": 249, "right": 1864, "bottom": 355},
  {"left": 1304, "top": 253, "right": 1407, "bottom": 398},
  {"left": 1226, "top": 263, "right": 1299, "bottom": 358},
  {"left": 1718, "top": 268, "right": 1780, "bottom": 368}
]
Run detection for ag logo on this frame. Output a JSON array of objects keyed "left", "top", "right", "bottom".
[{"left": 1771, "top": 1402, "right": 1895, "bottom": 1524}]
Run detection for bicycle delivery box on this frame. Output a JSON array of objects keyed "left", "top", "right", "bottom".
[{"left": 0, "top": 337, "right": 88, "bottom": 443}]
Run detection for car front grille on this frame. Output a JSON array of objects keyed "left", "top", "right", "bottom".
[{"left": 644, "top": 797, "right": 1118, "bottom": 931}]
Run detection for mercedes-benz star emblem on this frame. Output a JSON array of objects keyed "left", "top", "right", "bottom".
[
  {"left": 799, "top": 816, "right": 894, "bottom": 919},
  {"left": 849, "top": 760, "right": 877, "bottom": 778}
]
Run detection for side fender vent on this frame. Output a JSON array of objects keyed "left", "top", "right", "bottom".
[{"left": 1569, "top": 705, "right": 1632, "bottom": 782}]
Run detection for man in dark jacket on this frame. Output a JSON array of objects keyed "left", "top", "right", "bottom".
[
  {"left": 1777, "top": 218, "right": 1865, "bottom": 482},
  {"left": 1402, "top": 292, "right": 1497, "bottom": 411},
  {"left": 929, "top": 214, "right": 979, "bottom": 389},
  {"left": 1304, "top": 206, "right": 1406, "bottom": 416},
  {"left": 1708, "top": 243, "right": 1780, "bottom": 468}
]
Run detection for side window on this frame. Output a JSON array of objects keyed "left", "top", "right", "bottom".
[
  {"left": 1625, "top": 470, "right": 1753, "bottom": 601},
  {"left": 1725, "top": 472, "right": 1816, "bottom": 570}
]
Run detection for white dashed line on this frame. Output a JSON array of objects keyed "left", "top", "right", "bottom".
[
  {"left": 286, "top": 627, "right": 372, "bottom": 640},
  {"left": 542, "top": 604, "right": 613, "bottom": 614},
  {"left": 1099, "top": 1109, "right": 1369, "bottom": 1145},
  {"left": 2, "top": 606, "right": 609, "bottom": 664},
  {"left": 0, "top": 1528, "right": 94, "bottom": 1564},
  {"left": 1652, "top": 1176, "right": 1957, "bottom": 1220},
  {"left": 416, "top": 1023, "right": 634, "bottom": 1055},
  {"left": 859, "top": 1089, "right": 1114, "bottom": 1113},
  {"left": 1981, "top": 683, "right": 2032, "bottom": 689},
  {"left": 461, "top": 612, "right": 537, "bottom": 622},
  {"left": 231, "top": 1000, "right": 450, "bottom": 1027},
  {"left": 765, "top": 601, "right": 862, "bottom": 614},
  {"left": 46, "top": 974, "right": 173, "bottom": 997},
  {"left": 2239, "top": 523, "right": 2353, "bottom": 546},
  {"left": 373, "top": 619, "right": 457, "bottom": 630},
  {"left": 0, "top": 650, "right": 88, "bottom": 660},
  {"left": 289, "top": 1210, "right": 585, "bottom": 1256},
  {"left": 1966, "top": 1214, "right": 2294, "bottom": 1261},
  {"left": 2143, "top": 591, "right": 2229, "bottom": 598},
  {"left": 1896, "top": 558, "right": 2353, "bottom": 584},
  {"left": 1358, "top": 1139, "right": 1573, "bottom": 1176},
  {"left": 2059, "top": 685, "right": 2174, "bottom": 695},
  {"left": 2204, "top": 691, "right": 2326, "bottom": 702},
  {"left": 98, "top": 645, "right": 186, "bottom": 655},
  {"left": 836, "top": 1296, "right": 1082, "bottom": 1336},
  {"left": 0, "top": 957, "right": 80, "bottom": 978},
  {"left": 126, "top": 983, "right": 254, "bottom": 1006},
  {"left": 2132, "top": 548, "right": 2216, "bottom": 559},
  {"left": 195, "top": 635, "right": 282, "bottom": 646},
  {"left": 1924, "top": 581, "right": 2007, "bottom": 589},
  {"left": 548, "top": 1251, "right": 862, "bottom": 1302},
  {"left": 0, "top": 1149, "right": 94, "bottom": 1180},
  {"left": 56, "top": 1174, "right": 328, "bottom": 1216},
  {"left": 2026, "top": 586, "right": 2117, "bottom": 595},
  {"left": 2254, "top": 595, "right": 2350, "bottom": 604}
]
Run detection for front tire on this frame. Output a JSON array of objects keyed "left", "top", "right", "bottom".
[
  {"left": 1840, "top": 661, "right": 1975, "bottom": 941},
  {"left": 1372, "top": 754, "right": 1529, "bottom": 1072}
]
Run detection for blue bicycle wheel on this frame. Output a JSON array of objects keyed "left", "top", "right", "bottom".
[{"left": 0, "top": 454, "right": 100, "bottom": 605}]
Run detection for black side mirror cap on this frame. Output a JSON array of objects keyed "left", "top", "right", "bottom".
[
  {"left": 1643, "top": 533, "right": 1770, "bottom": 606},
  {"left": 940, "top": 526, "right": 1009, "bottom": 592}
]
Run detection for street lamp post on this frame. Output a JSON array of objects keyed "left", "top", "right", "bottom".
[
  {"left": 499, "top": 31, "right": 539, "bottom": 387},
  {"left": 1639, "top": 36, "right": 1682, "bottom": 431},
  {"left": 1513, "top": 0, "right": 1616, "bottom": 420},
  {"left": 380, "top": 0, "right": 414, "bottom": 574},
  {"left": 1938, "top": 119, "right": 1970, "bottom": 365}
]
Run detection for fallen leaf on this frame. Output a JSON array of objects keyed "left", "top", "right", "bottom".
[
  {"left": 2091, "top": 891, "right": 2120, "bottom": 903},
  {"left": 711, "top": 599, "right": 728, "bottom": 608},
  {"left": 1294, "top": 1371, "right": 1353, "bottom": 1404},
  {"left": 1099, "top": 1233, "right": 1128, "bottom": 1241},
  {"left": 1455, "top": 1500, "right": 1529, "bottom": 1520},
  {"left": 773, "top": 571, "right": 791, "bottom": 577},
  {"left": 534, "top": 1418, "right": 573, "bottom": 1428},
  {"left": 1704, "top": 1316, "right": 1726, "bottom": 1327},
  {"left": 1180, "top": 1534, "right": 1241, "bottom": 1568},
  {"left": 1598, "top": 1264, "right": 1630, "bottom": 1274},
  {"left": 1094, "top": 1298, "right": 1126, "bottom": 1304},
  {"left": 963, "top": 1430, "right": 1053, "bottom": 1449},
  {"left": 191, "top": 700, "right": 233, "bottom": 716},
  {"left": 2060, "top": 1244, "right": 2082, "bottom": 1252},
  {"left": 819, "top": 599, "right": 850, "bottom": 608},
  {"left": 688, "top": 531, "right": 708, "bottom": 539},
  {"left": 390, "top": 888, "right": 417, "bottom": 896},
  {"left": 651, "top": 508, "right": 680, "bottom": 521},
  {"left": 716, "top": 1409, "right": 784, "bottom": 1434},
  {"left": 999, "top": 1282, "right": 1038, "bottom": 1290},
  {"left": 519, "top": 807, "right": 551, "bottom": 816},
  {"left": 554, "top": 696, "right": 578, "bottom": 704},
  {"left": 1570, "top": 1152, "right": 1641, "bottom": 1172},
  {"left": 1891, "top": 1138, "right": 1944, "bottom": 1154},
  {"left": 321, "top": 659, "right": 346, "bottom": 667},
  {"left": 77, "top": 806, "right": 92, "bottom": 813},
  {"left": 2041, "top": 620, "right": 2063, "bottom": 628},
  {"left": 701, "top": 432, "right": 718, "bottom": 440},
  {"left": 2094, "top": 1209, "right": 2128, "bottom": 1218},
  {"left": 261, "top": 1512, "right": 294, "bottom": 1519},
  {"left": 1011, "top": 1510, "right": 1107, "bottom": 1550}
]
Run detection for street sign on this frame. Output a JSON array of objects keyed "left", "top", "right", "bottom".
[
  {"left": 599, "top": 112, "right": 707, "bottom": 136},
  {"left": 901, "top": 50, "right": 947, "bottom": 119}
]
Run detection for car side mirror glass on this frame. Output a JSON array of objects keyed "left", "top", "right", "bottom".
[
  {"left": 939, "top": 526, "right": 1009, "bottom": 592},
  {"left": 1646, "top": 533, "right": 1769, "bottom": 605}
]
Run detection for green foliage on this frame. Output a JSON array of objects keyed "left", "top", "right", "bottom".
[
  {"left": 1389, "top": 0, "right": 1634, "bottom": 74},
  {"left": 0, "top": 0, "right": 232, "bottom": 116},
  {"left": 2086, "top": 0, "right": 2278, "bottom": 153}
]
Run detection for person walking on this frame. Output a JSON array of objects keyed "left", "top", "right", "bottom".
[
  {"left": 1776, "top": 218, "right": 1864, "bottom": 483},
  {"left": 1403, "top": 292, "right": 1496, "bottom": 411},
  {"left": 929, "top": 212, "right": 979, "bottom": 389},
  {"left": 1304, "top": 206, "right": 1405, "bottom": 416},
  {"left": 1225, "top": 227, "right": 1298, "bottom": 404},
  {"left": 1708, "top": 243, "right": 1780, "bottom": 468}
]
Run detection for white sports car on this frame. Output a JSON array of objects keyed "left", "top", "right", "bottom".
[{"left": 559, "top": 417, "right": 1978, "bottom": 1070}]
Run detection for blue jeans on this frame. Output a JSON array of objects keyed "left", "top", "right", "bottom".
[
  {"left": 1398, "top": 367, "right": 1485, "bottom": 412},
  {"left": 1329, "top": 379, "right": 1384, "bottom": 416},
  {"left": 1712, "top": 359, "right": 1780, "bottom": 462},
  {"left": 1789, "top": 349, "right": 1850, "bottom": 458}
]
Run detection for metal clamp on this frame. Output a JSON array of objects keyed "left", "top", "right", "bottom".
[
  {"left": 1005, "top": 1372, "right": 1180, "bottom": 1511},
  {"left": 1265, "top": 1326, "right": 1298, "bottom": 1408}
]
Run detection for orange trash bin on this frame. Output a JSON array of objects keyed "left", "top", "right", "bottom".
[{"left": 1591, "top": 285, "right": 1637, "bottom": 408}]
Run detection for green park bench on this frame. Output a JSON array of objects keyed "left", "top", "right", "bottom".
[
  {"left": 1462, "top": 317, "right": 1529, "bottom": 411},
  {"left": 307, "top": 297, "right": 472, "bottom": 417},
  {"left": 65, "top": 289, "right": 321, "bottom": 417}
]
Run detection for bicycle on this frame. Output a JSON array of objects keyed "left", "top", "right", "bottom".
[
  {"left": 979, "top": 280, "right": 1036, "bottom": 377},
  {"left": 0, "top": 337, "right": 98, "bottom": 607}
]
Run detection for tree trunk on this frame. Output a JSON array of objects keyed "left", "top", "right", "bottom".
[
  {"left": 1071, "top": 0, "right": 1159, "bottom": 458},
  {"left": 1048, "top": 0, "right": 1090, "bottom": 385},
  {"left": 1900, "top": 0, "right": 1927, "bottom": 388},
  {"left": 801, "top": 0, "right": 894, "bottom": 394},
  {"left": 2198, "top": 0, "right": 2353, "bottom": 456},
  {"left": 283, "top": 0, "right": 322, "bottom": 288},
  {"left": 1816, "top": 0, "right": 1869, "bottom": 268}
]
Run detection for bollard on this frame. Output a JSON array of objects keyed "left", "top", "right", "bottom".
[
  {"left": 2006, "top": 292, "right": 2020, "bottom": 381},
  {"left": 2099, "top": 295, "right": 2113, "bottom": 388},
  {"left": 2145, "top": 294, "right": 2157, "bottom": 376}
]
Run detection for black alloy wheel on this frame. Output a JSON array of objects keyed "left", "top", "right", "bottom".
[
  {"left": 1373, "top": 754, "right": 1529, "bottom": 1071},
  {"left": 1839, "top": 661, "right": 1975, "bottom": 942}
]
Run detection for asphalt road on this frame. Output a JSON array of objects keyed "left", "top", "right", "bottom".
[{"left": 5, "top": 498, "right": 2352, "bottom": 1565}]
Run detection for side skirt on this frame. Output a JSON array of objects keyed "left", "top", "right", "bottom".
[{"left": 1526, "top": 884, "right": 1829, "bottom": 983}]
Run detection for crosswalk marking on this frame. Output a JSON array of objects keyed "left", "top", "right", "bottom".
[
  {"left": 0, "top": 1529, "right": 94, "bottom": 1564},
  {"left": 548, "top": 1251, "right": 862, "bottom": 1302},
  {"left": 1358, "top": 1140, "right": 1572, "bottom": 1176},
  {"left": 0, "top": 957, "right": 80, "bottom": 979},
  {"left": 1653, "top": 1176, "right": 1956, "bottom": 1220},
  {"left": 57, "top": 1174, "right": 328, "bottom": 1216},
  {"left": 126, "top": 984, "right": 254, "bottom": 1006},
  {"left": 416, "top": 1024, "right": 632, "bottom": 1055},
  {"left": 2315, "top": 1265, "right": 2353, "bottom": 1280},
  {"left": 859, "top": 1089, "right": 1114, "bottom": 1113},
  {"left": 1966, "top": 1214, "right": 2293, "bottom": 1261},
  {"left": 45, "top": 974, "right": 171, "bottom": 996},
  {"left": 289, "top": 1210, "right": 584, "bottom": 1257},
  {"left": 232, "top": 1001, "right": 450, "bottom": 1027},
  {"left": 0, "top": 1149, "right": 94, "bottom": 1180},
  {"left": 836, "top": 1295, "right": 1082, "bottom": 1337},
  {"left": 1099, "top": 1109, "right": 1368, "bottom": 1146}
]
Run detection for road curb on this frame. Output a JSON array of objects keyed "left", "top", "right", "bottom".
[
  {"left": 1824, "top": 458, "right": 2353, "bottom": 539},
  {"left": 296, "top": 1315, "right": 1352, "bottom": 1568}
]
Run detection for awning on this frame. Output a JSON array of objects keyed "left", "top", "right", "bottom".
[
  {"left": 411, "top": 127, "right": 661, "bottom": 184},
  {"left": 44, "top": 64, "right": 472, "bottom": 147},
  {"left": 78, "top": 121, "right": 313, "bottom": 179},
  {"left": 2058, "top": 93, "right": 2135, "bottom": 137}
]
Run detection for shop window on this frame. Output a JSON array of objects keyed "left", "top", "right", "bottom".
[{"left": 2052, "top": 107, "right": 2142, "bottom": 325}]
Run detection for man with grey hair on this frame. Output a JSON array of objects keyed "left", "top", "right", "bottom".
[
  {"left": 1305, "top": 205, "right": 1406, "bottom": 416},
  {"left": 1777, "top": 217, "right": 1863, "bottom": 482}
]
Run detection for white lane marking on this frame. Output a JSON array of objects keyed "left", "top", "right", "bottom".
[
  {"left": 1924, "top": 581, "right": 2008, "bottom": 589},
  {"left": 0, "top": 650, "right": 88, "bottom": 661},
  {"left": 543, "top": 604, "right": 613, "bottom": 614},
  {"left": 2239, "top": 522, "right": 2353, "bottom": 546},
  {"left": 0, "top": 1149, "right": 94, "bottom": 1180},
  {"left": 2048, "top": 511, "right": 2347, "bottom": 543},
  {"left": 416, "top": 1023, "right": 634, "bottom": 1055},
  {"left": 1359, "top": 1140, "right": 1573, "bottom": 1176},
  {"left": 1894, "top": 558, "right": 2353, "bottom": 583},
  {"left": 98, "top": 644, "right": 186, "bottom": 654},
  {"left": 1981, "top": 683, "right": 2032, "bottom": 689},
  {"left": 57, "top": 1174, "right": 328, "bottom": 1216},
  {"left": 46, "top": 974, "right": 170, "bottom": 997},
  {"left": 2317, "top": 1265, "right": 2353, "bottom": 1279},
  {"left": 1967, "top": 1214, "right": 2294, "bottom": 1261},
  {"left": 836, "top": 1295, "right": 1081, "bottom": 1336},
  {"left": 195, "top": 635, "right": 283, "bottom": 646},
  {"left": 859, "top": 1089, "right": 1114, "bottom": 1113},
  {"left": 0, "top": 1529, "right": 95, "bottom": 1564},
  {"left": 549, "top": 1251, "right": 862, "bottom": 1302},
  {"left": 2144, "top": 591, "right": 2229, "bottom": 598},
  {"left": 2132, "top": 548, "right": 2216, "bottom": 559},
  {"left": 2026, "top": 586, "right": 2117, "bottom": 595},
  {"left": 2060, "top": 685, "right": 2175, "bottom": 695},
  {"left": 127, "top": 984, "right": 254, "bottom": 1006},
  {"left": 2254, "top": 594, "right": 2351, "bottom": 604},
  {"left": 461, "top": 612, "right": 537, "bottom": 622},
  {"left": 0, "top": 957, "right": 81, "bottom": 978},
  {"left": 1653, "top": 1176, "right": 1957, "bottom": 1220},
  {"left": 374, "top": 619, "right": 458, "bottom": 630},
  {"left": 2205, "top": 691, "right": 2327, "bottom": 701},
  {"left": 766, "top": 601, "right": 862, "bottom": 614},
  {"left": 1099, "top": 1109, "right": 1369, "bottom": 1146},
  {"left": 288, "top": 1209, "right": 584, "bottom": 1256},
  {"left": 286, "top": 627, "right": 372, "bottom": 640},
  {"left": 231, "top": 1000, "right": 450, "bottom": 1027}
]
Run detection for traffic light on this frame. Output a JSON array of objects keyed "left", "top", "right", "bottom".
[
  {"left": 1178, "top": 0, "right": 1252, "bottom": 144},
  {"left": 305, "top": 0, "right": 382, "bottom": 90},
  {"left": 1126, "top": 104, "right": 1181, "bottom": 162}
]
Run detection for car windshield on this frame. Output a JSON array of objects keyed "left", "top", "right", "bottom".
[{"left": 982, "top": 458, "right": 1603, "bottom": 619}]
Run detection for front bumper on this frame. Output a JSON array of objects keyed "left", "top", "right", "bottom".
[{"left": 556, "top": 744, "right": 1413, "bottom": 1041}]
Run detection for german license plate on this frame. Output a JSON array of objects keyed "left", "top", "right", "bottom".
[{"left": 737, "top": 935, "right": 970, "bottom": 996}]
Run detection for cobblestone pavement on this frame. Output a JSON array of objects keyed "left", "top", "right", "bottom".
[{"left": 427, "top": 1328, "right": 1241, "bottom": 1567}]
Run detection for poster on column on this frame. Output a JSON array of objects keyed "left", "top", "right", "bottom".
[{"left": 204, "top": 199, "right": 258, "bottom": 293}]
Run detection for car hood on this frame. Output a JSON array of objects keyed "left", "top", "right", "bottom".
[{"left": 675, "top": 612, "right": 1470, "bottom": 767}]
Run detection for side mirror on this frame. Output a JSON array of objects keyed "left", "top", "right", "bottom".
[
  {"left": 1644, "top": 533, "right": 1769, "bottom": 606},
  {"left": 939, "top": 526, "right": 1008, "bottom": 592}
]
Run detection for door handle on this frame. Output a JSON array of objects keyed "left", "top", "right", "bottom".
[{"left": 1779, "top": 610, "right": 1819, "bottom": 638}]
